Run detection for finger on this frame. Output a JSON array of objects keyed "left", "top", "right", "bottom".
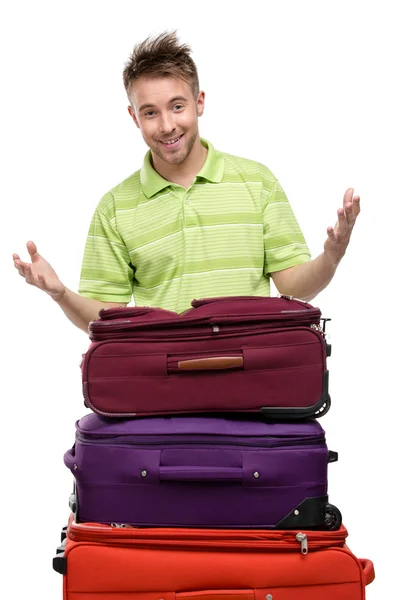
[
  {"left": 13, "top": 258, "right": 24, "bottom": 269},
  {"left": 337, "top": 207, "right": 347, "bottom": 222},
  {"left": 334, "top": 208, "right": 348, "bottom": 237},
  {"left": 23, "top": 264, "right": 34, "bottom": 285},
  {"left": 12, "top": 253, "right": 21, "bottom": 260},
  {"left": 27, "top": 240, "right": 40, "bottom": 262},
  {"left": 13, "top": 258, "right": 28, "bottom": 275},
  {"left": 343, "top": 188, "right": 354, "bottom": 207},
  {"left": 326, "top": 225, "right": 336, "bottom": 241},
  {"left": 344, "top": 201, "right": 355, "bottom": 225},
  {"left": 352, "top": 195, "right": 361, "bottom": 217}
]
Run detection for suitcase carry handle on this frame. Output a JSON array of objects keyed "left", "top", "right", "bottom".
[
  {"left": 168, "top": 355, "right": 244, "bottom": 372},
  {"left": 177, "top": 591, "right": 253, "bottom": 599},
  {"left": 361, "top": 558, "right": 375, "bottom": 585},
  {"left": 159, "top": 465, "right": 243, "bottom": 483},
  {"left": 63, "top": 447, "right": 76, "bottom": 471}
]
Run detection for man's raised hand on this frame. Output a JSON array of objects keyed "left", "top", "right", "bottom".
[
  {"left": 13, "top": 241, "right": 66, "bottom": 301},
  {"left": 324, "top": 188, "right": 361, "bottom": 266}
]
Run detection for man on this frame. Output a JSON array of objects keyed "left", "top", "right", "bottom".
[{"left": 13, "top": 31, "right": 360, "bottom": 333}]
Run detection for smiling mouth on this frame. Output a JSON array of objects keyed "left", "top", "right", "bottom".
[{"left": 160, "top": 134, "right": 183, "bottom": 146}]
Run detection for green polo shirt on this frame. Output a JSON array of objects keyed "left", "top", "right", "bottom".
[{"left": 79, "top": 139, "right": 310, "bottom": 312}]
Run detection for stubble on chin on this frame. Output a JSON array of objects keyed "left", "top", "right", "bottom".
[{"left": 154, "top": 131, "right": 198, "bottom": 165}]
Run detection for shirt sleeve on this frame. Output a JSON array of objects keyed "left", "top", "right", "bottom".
[
  {"left": 78, "top": 193, "right": 134, "bottom": 303},
  {"left": 263, "top": 179, "right": 311, "bottom": 275}
]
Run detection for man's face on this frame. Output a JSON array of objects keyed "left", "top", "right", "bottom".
[{"left": 128, "top": 76, "right": 205, "bottom": 166}]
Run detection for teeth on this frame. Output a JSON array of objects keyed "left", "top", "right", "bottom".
[{"left": 162, "top": 136, "right": 180, "bottom": 145}]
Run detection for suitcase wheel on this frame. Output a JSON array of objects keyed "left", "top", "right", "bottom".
[
  {"left": 324, "top": 503, "right": 342, "bottom": 530},
  {"left": 69, "top": 492, "right": 77, "bottom": 515},
  {"left": 313, "top": 395, "right": 331, "bottom": 418}
]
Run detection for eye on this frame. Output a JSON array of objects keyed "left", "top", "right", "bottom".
[
  {"left": 173, "top": 104, "right": 184, "bottom": 111},
  {"left": 144, "top": 110, "right": 155, "bottom": 117}
]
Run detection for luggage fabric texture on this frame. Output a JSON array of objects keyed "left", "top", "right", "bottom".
[
  {"left": 64, "top": 413, "right": 341, "bottom": 530},
  {"left": 53, "top": 518, "right": 375, "bottom": 600},
  {"left": 82, "top": 296, "right": 331, "bottom": 419}
]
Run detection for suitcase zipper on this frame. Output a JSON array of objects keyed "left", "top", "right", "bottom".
[
  {"left": 89, "top": 321, "right": 323, "bottom": 342},
  {"left": 75, "top": 434, "right": 325, "bottom": 448},
  {"left": 68, "top": 521, "right": 347, "bottom": 553},
  {"left": 92, "top": 313, "right": 318, "bottom": 330},
  {"left": 108, "top": 521, "right": 310, "bottom": 555},
  {"left": 107, "top": 527, "right": 308, "bottom": 554}
]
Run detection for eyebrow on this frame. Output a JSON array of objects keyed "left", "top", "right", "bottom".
[{"left": 138, "top": 96, "right": 188, "bottom": 112}]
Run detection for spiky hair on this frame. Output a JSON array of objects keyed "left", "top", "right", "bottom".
[{"left": 123, "top": 31, "right": 200, "bottom": 99}]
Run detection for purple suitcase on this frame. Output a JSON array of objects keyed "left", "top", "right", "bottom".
[{"left": 64, "top": 414, "right": 341, "bottom": 530}]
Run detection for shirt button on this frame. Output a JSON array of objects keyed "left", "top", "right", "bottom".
[{"left": 185, "top": 199, "right": 190, "bottom": 205}]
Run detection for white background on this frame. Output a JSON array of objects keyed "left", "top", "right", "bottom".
[{"left": 1, "top": 1, "right": 405, "bottom": 598}]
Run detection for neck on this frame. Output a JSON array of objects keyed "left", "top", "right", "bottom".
[{"left": 151, "top": 136, "right": 207, "bottom": 188}]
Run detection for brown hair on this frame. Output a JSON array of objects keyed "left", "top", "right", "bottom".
[{"left": 123, "top": 31, "right": 200, "bottom": 101}]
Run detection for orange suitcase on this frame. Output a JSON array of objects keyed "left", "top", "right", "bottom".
[{"left": 53, "top": 518, "right": 374, "bottom": 599}]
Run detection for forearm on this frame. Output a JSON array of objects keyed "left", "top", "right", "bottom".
[
  {"left": 52, "top": 287, "right": 112, "bottom": 333},
  {"left": 272, "top": 252, "right": 339, "bottom": 302}
]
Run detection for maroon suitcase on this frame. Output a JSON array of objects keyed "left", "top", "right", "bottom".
[{"left": 82, "top": 295, "right": 331, "bottom": 419}]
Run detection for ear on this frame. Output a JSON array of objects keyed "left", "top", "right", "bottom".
[
  {"left": 128, "top": 105, "right": 140, "bottom": 129},
  {"left": 196, "top": 90, "right": 205, "bottom": 117}
]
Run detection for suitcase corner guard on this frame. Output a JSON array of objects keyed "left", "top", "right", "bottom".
[
  {"left": 260, "top": 370, "right": 330, "bottom": 420},
  {"left": 53, "top": 538, "right": 67, "bottom": 575},
  {"left": 276, "top": 496, "right": 342, "bottom": 530}
]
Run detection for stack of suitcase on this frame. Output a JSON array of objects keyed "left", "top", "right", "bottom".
[{"left": 53, "top": 295, "right": 375, "bottom": 599}]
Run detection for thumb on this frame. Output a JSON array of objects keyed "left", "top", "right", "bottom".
[{"left": 26, "top": 240, "right": 40, "bottom": 262}]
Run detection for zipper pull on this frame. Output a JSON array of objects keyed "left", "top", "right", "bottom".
[
  {"left": 277, "top": 294, "right": 308, "bottom": 302},
  {"left": 296, "top": 532, "right": 308, "bottom": 555},
  {"left": 278, "top": 294, "right": 294, "bottom": 300},
  {"left": 310, "top": 323, "right": 324, "bottom": 335}
]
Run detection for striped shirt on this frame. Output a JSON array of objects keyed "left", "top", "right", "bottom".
[{"left": 79, "top": 139, "right": 310, "bottom": 312}]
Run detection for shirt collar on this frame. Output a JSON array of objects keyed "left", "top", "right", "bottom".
[{"left": 140, "top": 138, "right": 224, "bottom": 198}]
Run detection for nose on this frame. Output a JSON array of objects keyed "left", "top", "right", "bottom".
[{"left": 160, "top": 111, "right": 176, "bottom": 135}]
